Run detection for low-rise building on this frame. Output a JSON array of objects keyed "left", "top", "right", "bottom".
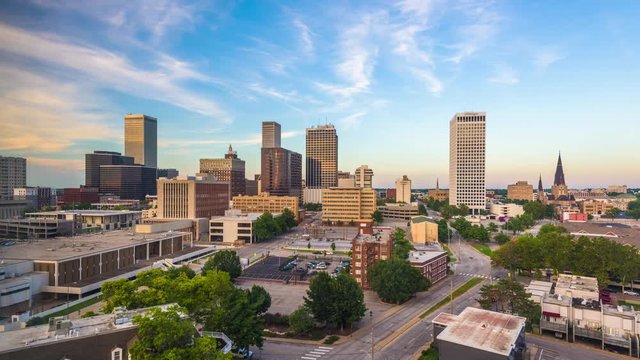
[
  {"left": 157, "top": 175, "right": 229, "bottom": 219},
  {"left": 507, "top": 181, "right": 533, "bottom": 201},
  {"left": 27, "top": 210, "right": 142, "bottom": 232},
  {"left": 139, "top": 218, "right": 209, "bottom": 242},
  {"left": 322, "top": 187, "right": 376, "bottom": 224},
  {"left": 303, "top": 187, "right": 323, "bottom": 204},
  {"left": 490, "top": 203, "right": 525, "bottom": 218},
  {"left": 0, "top": 218, "right": 76, "bottom": 239},
  {"left": 13, "top": 187, "right": 55, "bottom": 209},
  {"left": 61, "top": 185, "right": 99, "bottom": 205},
  {"left": 410, "top": 216, "right": 439, "bottom": 244},
  {"left": 209, "top": 210, "right": 266, "bottom": 244},
  {"left": 408, "top": 250, "right": 447, "bottom": 284},
  {"left": 427, "top": 188, "right": 449, "bottom": 202},
  {"left": 351, "top": 227, "right": 392, "bottom": 289},
  {"left": 580, "top": 199, "right": 617, "bottom": 216},
  {"left": 0, "top": 259, "right": 49, "bottom": 316},
  {"left": 0, "top": 200, "right": 28, "bottom": 220},
  {"left": 378, "top": 203, "right": 418, "bottom": 221},
  {"left": 433, "top": 307, "right": 526, "bottom": 360},
  {"left": 607, "top": 185, "right": 628, "bottom": 194},
  {"left": 232, "top": 193, "right": 300, "bottom": 220}
]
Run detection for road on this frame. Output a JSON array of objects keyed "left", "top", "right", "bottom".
[{"left": 527, "top": 334, "right": 629, "bottom": 360}]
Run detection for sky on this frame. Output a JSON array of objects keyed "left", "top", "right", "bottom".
[{"left": 0, "top": 0, "right": 639, "bottom": 189}]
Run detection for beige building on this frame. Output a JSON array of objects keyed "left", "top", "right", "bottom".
[
  {"left": 607, "top": 185, "right": 628, "bottom": 194},
  {"left": 490, "top": 203, "right": 525, "bottom": 218},
  {"left": 354, "top": 165, "right": 374, "bottom": 188},
  {"left": 262, "top": 121, "right": 281, "bottom": 148},
  {"left": 157, "top": 175, "right": 229, "bottom": 219},
  {"left": 199, "top": 145, "right": 246, "bottom": 197},
  {"left": 303, "top": 187, "right": 323, "bottom": 204},
  {"left": 306, "top": 124, "right": 338, "bottom": 189},
  {"left": 410, "top": 216, "right": 439, "bottom": 244},
  {"left": 507, "top": 181, "right": 534, "bottom": 201},
  {"left": 449, "top": 112, "right": 486, "bottom": 213},
  {"left": 322, "top": 187, "right": 376, "bottom": 223},
  {"left": 395, "top": 175, "right": 412, "bottom": 204},
  {"left": 338, "top": 176, "right": 356, "bottom": 188},
  {"left": 427, "top": 179, "right": 449, "bottom": 202},
  {"left": 209, "top": 210, "right": 263, "bottom": 244},
  {"left": 580, "top": 199, "right": 617, "bottom": 216},
  {"left": 378, "top": 203, "right": 419, "bottom": 221},
  {"left": 124, "top": 114, "right": 157, "bottom": 168},
  {"left": 231, "top": 193, "right": 300, "bottom": 220},
  {"left": 0, "top": 156, "right": 27, "bottom": 200}
]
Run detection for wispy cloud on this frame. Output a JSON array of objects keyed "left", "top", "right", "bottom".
[
  {"left": 488, "top": 65, "right": 519, "bottom": 85},
  {"left": 0, "top": 23, "right": 231, "bottom": 122},
  {"left": 410, "top": 68, "right": 443, "bottom": 93},
  {"left": 445, "top": 1, "right": 501, "bottom": 64},
  {"left": 160, "top": 130, "right": 303, "bottom": 147},
  {"left": 339, "top": 111, "right": 367, "bottom": 130},
  {"left": 396, "top": 0, "right": 434, "bottom": 17},
  {"left": 293, "top": 19, "right": 314, "bottom": 55},
  {"left": 533, "top": 47, "right": 566, "bottom": 71},
  {"left": 248, "top": 83, "right": 299, "bottom": 103}
]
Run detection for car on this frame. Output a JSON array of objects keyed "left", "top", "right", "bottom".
[
  {"left": 624, "top": 290, "right": 639, "bottom": 296},
  {"left": 232, "top": 348, "right": 254, "bottom": 359},
  {"left": 316, "top": 263, "right": 327, "bottom": 270}
]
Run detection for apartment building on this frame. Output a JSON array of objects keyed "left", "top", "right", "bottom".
[
  {"left": 354, "top": 165, "right": 374, "bottom": 188},
  {"left": 231, "top": 193, "right": 299, "bottom": 220},
  {"left": 157, "top": 175, "right": 229, "bottom": 219},
  {"left": 449, "top": 112, "right": 486, "bottom": 214},
  {"left": 507, "top": 181, "right": 534, "bottom": 201},
  {"left": 351, "top": 228, "right": 392, "bottom": 289},
  {"left": 408, "top": 250, "right": 447, "bottom": 284},
  {"left": 321, "top": 187, "right": 376, "bottom": 224}
]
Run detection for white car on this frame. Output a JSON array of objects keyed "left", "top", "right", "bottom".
[
  {"left": 316, "top": 263, "right": 327, "bottom": 270},
  {"left": 624, "top": 291, "right": 639, "bottom": 296}
]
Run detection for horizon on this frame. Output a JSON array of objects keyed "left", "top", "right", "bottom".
[{"left": 1, "top": 1, "right": 639, "bottom": 188}]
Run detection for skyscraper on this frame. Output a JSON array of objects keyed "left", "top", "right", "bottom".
[
  {"left": 85, "top": 151, "right": 134, "bottom": 188},
  {"left": 395, "top": 175, "right": 412, "bottom": 204},
  {"left": 262, "top": 121, "right": 281, "bottom": 148},
  {"left": 157, "top": 175, "right": 229, "bottom": 219},
  {"left": 124, "top": 114, "right": 157, "bottom": 168},
  {"left": 354, "top": 165, "right": 374, "bottom": 188},
  {"left": 0, "top": 156, "right": 26, "bottom": 200},
  {"left": 199, "top": 145, "right": 246, "bottom": 197},
  {"left": 99, "top": 165, "right": 157, "bottom": 200},
  {"left": 449, "top": 112, "right": 486, "bottom": 214},
  {"left": 306, "top": 124, "right": 338, "bottom": 189}
]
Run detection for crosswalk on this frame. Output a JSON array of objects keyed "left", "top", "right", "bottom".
[
  {"left": 458, "top": 273, "right": 500, "bottom": 281},
  {"left": 301, "top": 346, "right": 333, "bottom": 360}
]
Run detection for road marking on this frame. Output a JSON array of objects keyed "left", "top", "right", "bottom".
[
  {"left": 318, "top": 346, "right": 333, "bottom": 350},
  {"left": 301, "top": 357, "right": 316, "bottom": 360},
  {"left": 302, "top": 354, "right": 321, "bottom": 358},
  {"left": 309, "top": 351, "right": 325, "bottom": 355},
  {"left": 538, "top": 349, "right": 544, "bottom": 360},
  {"left": 313, "top": 349, "right": 330, "bottom": 353}
]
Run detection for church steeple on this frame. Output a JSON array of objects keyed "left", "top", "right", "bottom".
[
  {"left": 553, "top": 152, "right": 566, "bottom": 186},
  {"left": 436, "top": 178, "right": 439, "bottom": 190},
  {"left": 538, "top": 174, "right": 543, "bottom": 192}
]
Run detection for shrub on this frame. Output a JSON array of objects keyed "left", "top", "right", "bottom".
[{"left": 324, "top": 335, "right": 340, "bottom": 344}]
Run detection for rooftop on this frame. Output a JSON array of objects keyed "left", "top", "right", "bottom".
[
  {"left": 27, "top": 210, "right": 142, "bottom": 217},
  {"left": 436, "top": 307, "right": 525, "bottom": 356},
  {"left": 211, "top": 212, "right": 265, "bottom": 222},
  {"left": 561, "top": 222, "right": 640, "bottom": 247},
  {"left": 411, "top": 216, "right": 437, "bottom": 224},
  {"left": 554, "top": 274, "right": 599, "bottom": 299},
  {"left": 0, "top": 230, "right": 189, "bottom": 261},
  {"left": 408, "top": 250, "right": 446, "bottom": 263},
  {"left": 433, "top": 312, "right": 459, "bottom": 327},
  {"left": 353, "top": 228, "right": 391, "bottom": 244}
]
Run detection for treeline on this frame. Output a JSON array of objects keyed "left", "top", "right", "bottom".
[
  {"left": 493, "top": 224, "right": 640, "bottom": 288},
  {"left": 254, "top": 209, "right": 297, "bottom": 241},
  {"left": 628, "top": 196, "right": 640, "bottom": 220}
]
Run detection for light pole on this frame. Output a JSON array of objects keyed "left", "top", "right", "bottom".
[{"left": 370, "top": 310, "right": 374, "bottom": 360}]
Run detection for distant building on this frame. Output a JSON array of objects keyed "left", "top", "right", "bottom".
[
  {"left": 607, "top": 185, "right": 628, "bottom": 194},
  {"left": 261, "top": 122, "right": 303, "bottom": 203},
  {"left": 262, "top": 121, "right": 281, "bottom": 148},
  {"left": 157, "top": 175, "right": 229, "bottom": 219},
  {"left": 210, "top": 210, "right": 264, "bottom": 244},
  {"left": 354, "top": 165, "right": 374, "bottom": 188},
  {"left": 543, "top": 153, "right": 576, "bottom": 206},
  {"left": 385, "top": 188, "right": 397, "bottom": 201},
  {"left": 395, "top": 175, "right": 412, "bottom": 204},
  {"left": 410, "top": 216, "right": 439, "bottom": 244},
  {"left": 13, "top": 187, "right": 55, "bottom": 209},
  {"left": 569, "top": 188, "right": 608, "bottom": 201},
  {"left": 245, "top": 178, "right": 259, "bottom": 196},
  {"left": 378, "top": 203, "right": 418, "bottom": 221},
  {"left": 62, "top": 185, "right": 99, "bottom": 205},
  {"left": 303, "top": 188, "right": 323, "bottom": 204},
  {"left": 27, "top": 209, "right": 142, "bottom": 232},
  {"left": 99, "top": 165, "right": 157, "bottom": 200},
  {"left": 351, "top": 227, "right": 392, "bottom": 289},
  {"left": 85, "top": 151, "right": 134, "bottom": 188},
  {"left": 507, "top": 181, "right": 534, "bottom": 201},
  {"left": 580, "top": 199, "right": 617, "bottom": 216},
  {"left": 427, "top": 179, "right": 449, "bottom": 202},
  {"left": 322, "top": 188, "right": 376, "bottom": 224},
  {"left": 199, "top": 145, "right": 246, "bottom": 197},
  {"left": 449, "top": 112, "right": 486, "bottom": 214},
  {"left": 0, "top": 156, "right": 26, "bottom": 200},
  {"left": 408, "top": 250, "right": 447, "bottom": 284},
  {"left": 0, "top": 200, "right": 28, "bottom": 219},
  {"left": 232, "top": 193, "right": 300, "bottom": 220},
  {"left": 337, "top": 175, "right": 356, "bottom": 188},
  {"left": 490, "top": 203, "right": 525, "bottom": 218},
  {"left": 433, "top": 307, "right": 526, "bottom": 360},
  {"left": 157, "top": 168, "right": 179, "bottom": 179},
  {"left": 124, "top": 114, "right": 157, "bottom": 167},
  {"left": 306, "top": 124, "right": 338, "bottom": 189},
  {"left": 0, "top": 218, "right": 76, "bottom": 239}
]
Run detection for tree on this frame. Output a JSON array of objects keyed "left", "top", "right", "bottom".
[
  {"left": 368, "top": 258, "right": 430, "bottom": 304},
  {"left": 247, "top": 285, "right": 271, "bottom": 315},
  {"left": 437, "top": 219, "right": 449, "bottom": 243},
  {"left": 391, "top": 228, "right": 413, "bottom": 260},
  {"left": 330, "top": 273, "right": 367, "bottom": 330},
  {"left": 288, "top": 306, "right": 315, "bottom": 336},
  {"left": 372, "top": 210, "right": 383, "bottom": 224},
  {"left": 477, "top": 279, "right": 539, "bottom": 331},
  {"left": 494, "top": 233, "right": 510, "bottom": 245},
  {"left": 628, "top": 208, "right": 640, "bottom": 220},
  {"left": 418, "top": 203, "right": 428, "bottom": 215},
  {"left": 304, "top": 272, "right": 335, "bottom": 325},
  {"left": 605, "top": 207, "right": 622, "bottom": 218},
  {"left": 523, "top": 201, "right": 546, "bottom": 220},
  {"left": 281, "top": 208, "right": 298, "bottom": 228},
  {"left": 130, "top": 306, "right": 231, "bottom": 360},
  {"left": 487, "top": 222, "right": 499, "bottom": 233},
  {"left": 439, "top": 205, "right": 456, "bottom": 220},
  {"left": 203, "top": 250, "right": 242, "bottom": 280},
  {"left": 303, "top": 203, "right": 322, "bottom": 211},
  {"left": 331, "top": 242, "right": 336, "bottom": 251}
]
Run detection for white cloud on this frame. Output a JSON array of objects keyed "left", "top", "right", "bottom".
[
  {"left": 445, "top": 1, "right": 500, "bottom": 64},
  {"left": 0, "top": 23, "right": 231, "bottom": 122},
  {"left": 293, "top": 19, "right": 314, "bottom": 55},
  {"left": 248, "top": 83, "right": 299, "bottom": 102},
  {"left": 339, "top": 111, "right": 367, "bottom": 130},
  {"left": 488, "top": 65, "right": 519, "bottom": 85},
  {"left": 396, "top": 0, "right": 434, "bottom": 16},
  {"left": 410, "top": 68, "right": 443, "bottom": 94},
  {"left": 534, "top": 47, "right": 566, "bottom": 71}
]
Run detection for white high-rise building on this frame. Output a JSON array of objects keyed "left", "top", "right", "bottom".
[
  {"left": 449, "top": 112, "right": 486, "bottom": 214},
  {"left": 395, "top": 175, "right": 412, "bottom": 204},
  {"left": 354, "top": 165, "right": 374, "bottom": 188}
]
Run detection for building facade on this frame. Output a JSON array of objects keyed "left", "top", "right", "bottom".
[
  {"left": 607, "top": 185, "right": 628, "bottom": 194},
  {"left": 157, "top": 175, "right": 229, "bottom": 219},
  {"left": 395, "top": 175, "right": 412, "bottom": 204},
  {"left": 306, "top": 124, "right": 338, "bottom": 189},
  {"left": 0, "top": 156, "right": 26, "bottom": 200},
  {"left": 124, "top": 114, "right": 157, "bottom": 168},
  {"left": 0, "top": 200, "right": 28, "bottom": 220},
  {"left": 261, "top": 147, "right": 302, "bottom": 201},
  {"left": 354, "top": 165, "right": 374, "bottom": 188},
  {"left": 209, "top": 210, "right": 261, "bottom": 244},
  {"left": 62, "top": 186, "right": 99, "bottom": 205},
  {"left": 199, "top": 145, "right": 246, "bottom": 197},
  {"left": 378, "top": 203, "right": 419, "bottom": 221},
  {"left": 13, "top": 187, "right": 55, "bottom": 209},
  {"left": 85, "top": 151, "right": 134, "bottom": 188},
  {"left": 409, "top": 250, "right": 447, "bottom": 284},
  {"left": 27, "top": 210, "right": 142, "bottom": 232},
  {"left": 410, "top": 216, "right": 439, "bottom": 244},
  {"left": 321, "top": 188, "right": 376, "bottom": 224},
  {"left": 231, "top": 193, "right": 300, "bottom": 220},
  {"left": 99, "top": 165, "right": 157, "bottom": 200},
  {"left": 351, "top": 228, "right": 392, "bottom": 289},
  {"left": 449, "top": 112, "right": 486, "bottom": 214},
  {"left": 507, "top": 181, "right": 534, "bottom": 201},
  {"left": 157, "top": 168, "right": 179, "bottom": 179},
  {"left": 490, "top": 203, "right": 525, "bottom": 218},
  {"left": 303, "top": 187, "right": 323, "bottom": 204},
  {"left": 262, "top": 121, "right": 281, "bottom": 148}
]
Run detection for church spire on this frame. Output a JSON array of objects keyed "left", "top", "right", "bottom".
[
  {"left": 228, "top": 144, "right": 233, "bottom": 154},
  {"left": 538, "top": 174, "right": 543, "bottom": 192},
  {"left": 553, "top": 152, "right": 566, "bottom": 186},
  {"left": 436, "top": 178, "right": 439, "bottom": 190}
]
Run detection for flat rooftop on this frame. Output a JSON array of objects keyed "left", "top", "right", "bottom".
[
  {"left": 411, "top": 216, "right": 437, "bottom": 224},
  {"left": 211, "top": 213, "right": 267, "bottom": 222},
  {"left": 353, "top": 229, "right": 391, "bottom": 243},
  {"left": 433, "top": 312, "right": 459, "bottom": 327},
  {"left": 26, "top": 210, "right": 142, "bottom": 217},
  {"left": 409, "top": 250, "right": 446, "bottom": 263},
  {"left": 0, "top": 230, "right": 190, "bottom": 261},
  {"left": 555, "top": 274, "right": 599, "bottom": 296},
  {"left": 436, "top": 307, "right": 525, "bottom": 356}
]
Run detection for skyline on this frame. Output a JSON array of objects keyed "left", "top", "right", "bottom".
[{"left": 1, "top": 0, "right": 639, "bottom": 188}]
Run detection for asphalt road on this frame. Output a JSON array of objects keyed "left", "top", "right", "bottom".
[{"left": 526, "top": 334, "right": 630, "bottom": 360}]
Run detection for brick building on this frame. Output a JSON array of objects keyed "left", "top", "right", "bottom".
[{"left": 351, "top": 227, "right": 392, "bottom": 289}]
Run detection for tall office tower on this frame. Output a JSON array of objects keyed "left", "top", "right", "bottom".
[
  {"left": 395, "top": 175, "right": 412, "bottom": 204},
  {"left": 124, "top": 114, "right": 158, "bottom": 167},
  {"left": 99, "top": 165, "right": 157, "bottom": 200},
  {"left": 0, "top": 156, "right": 26, "bottom": 200},
  {"left": 306, "top": 124, "right": 338, "bottom": 189},
  {"left": 157, "top": 175, "right": 229, "bottom": 219},
  {"left": 262, "top": 121, "right": 281, "bottom": 148},
  {"left": 199, "top": 145, "right": 246, "bottom": 197},
  {"left": 449, "top": 112, "right": 486, "bottom": 214},
  {"left": 354, "top": 165, "right": 374, "bottom": 188},
  {"left": 85, "top": 151, "right": 134, "bottom": 188}
]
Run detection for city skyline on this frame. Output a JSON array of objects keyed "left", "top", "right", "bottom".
[{"left": 1, "top": 1, "right": 639, "bottom": 188}]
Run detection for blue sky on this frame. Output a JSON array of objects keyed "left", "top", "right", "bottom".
[{"left": 0, "top": 0, "right": 639, "bottom": 188}]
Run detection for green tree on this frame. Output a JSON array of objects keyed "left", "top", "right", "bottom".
[
  {"left": 439, "top": 205, "right": 456, "bottom": 220},
  {"left": 247, "top": 285, "right": 271, "bottom": 315},
  {"left": 331, "top": 242, "right": 336, "bottom": 252},
  {"left": 477, "top": 279, "right": 539, "bottom": 331},
  {"left": 605, "top": 207, "right": 622, "bottom": 218},
  {"left": 437, "top": 219, "right": 449, "bottom": 243},
  {"left": 288, "top": 306, "right": 316, "bottom": 336},
  {"left": 368, "top": 258, "right": 430, "bottom": 304},
  {"left": 303, "top": 203, "right": 322, "bottom": 211},
  {"left": 418, "top": 204, "right": 428, "bottom": 215},
  {"left": 330, "top": 273, "right": 367, "bottom": 330},
  {"left": 391, "top": 228, "right": 413, "bottom": 260},
  {"left": 203, "top": 250, "right": 242, "bottom": 280},
  {"left": 494, "top": 233, "right": 510, "bottom": 245},
  {"left": 280, "top": 208, "right": 298, "bottom": 228},
  {"left": 487, "top": 222, "right": 499, "bottom": 233},
  {"left": 372, "top": 210, "right": 383, "bottom": 224},
  {"left": 628, "top": 208, "right": 640, "bottom": 220},
  {"left": 304, "top": 272, "right": 335, "bottom": 325},
  {"left": 523, "top": 201, "right": 546, "bottom": 220}
]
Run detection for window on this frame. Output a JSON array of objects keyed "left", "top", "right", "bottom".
[{"left": 112, "top": 347, "right": 124, "bottom": 360}]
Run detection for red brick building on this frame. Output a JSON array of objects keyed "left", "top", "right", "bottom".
[
  {"left": 351, "top": 227, "right": 392, "bottom": 289},
  {"left": 409, "top": 251, "right": 448, "bottom": 284},
  {"left": 61, "top": 186, "right": 99, "bottom": 205}
]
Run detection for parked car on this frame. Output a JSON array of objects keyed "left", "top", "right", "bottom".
[
  {"left": 624, "top": 291, "right": 639, "bottom": 296},
  {"left": 316, "top": 263, "right": 327, "bottom": 270},
  {"left": 232, "top": 348, "right": 254, "bottom": 359}
]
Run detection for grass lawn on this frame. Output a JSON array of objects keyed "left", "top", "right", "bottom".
[
  {"left": 28, "top": 295, "right": 103, "bottom": 325},
  {"left": 419, "top": 277, "right": 484, "bottom": 319},
  {"left": 471, "top": 243, "right": 493, "bottom": 257}
]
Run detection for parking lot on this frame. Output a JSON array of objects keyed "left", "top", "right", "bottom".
[{"left": 240, "top": 255, "right": 351, "bottom": 283}]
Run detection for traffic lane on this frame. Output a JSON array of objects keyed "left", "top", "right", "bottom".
[{"left": 526, "top": 334, "right": 630, "bottom": 360}]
